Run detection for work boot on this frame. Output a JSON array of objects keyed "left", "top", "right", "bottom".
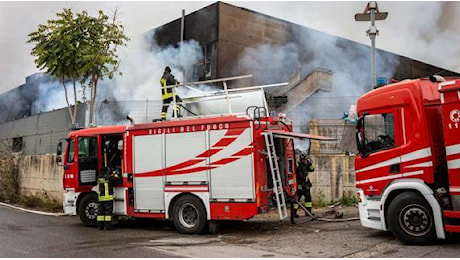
[
  {"left": 104, "top": 222, "right": 112, "bottom": 230},
  {"left": 290, "top": 216, "right": 296, "bottom": 224},
  {"left": 292, "top": 209, "right": 299, "bottom": 218}
]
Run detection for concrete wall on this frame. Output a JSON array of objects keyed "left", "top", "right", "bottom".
[
  {"left": 14, "top": 153, "right": 355, "bottom": 206},
  {"left": 0, "top": 106, "right": 85, "bottom": 155},
  {"left": 18, "top": 154, "right": 63, "bottom": 203},
  {"left": 309, "top": 154, "right": 356, "bottom": 202}
]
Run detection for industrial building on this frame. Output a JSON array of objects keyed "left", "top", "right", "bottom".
[
  {"left": 2, "top": 1, "right": 459, "bottom": 203},
  {"left": 1, "top": 1, "right": 458, "bottom": 156}
]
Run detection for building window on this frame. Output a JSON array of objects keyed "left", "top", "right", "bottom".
[{"left": 12, "top": 137, "right": 23, "bottom": 152}]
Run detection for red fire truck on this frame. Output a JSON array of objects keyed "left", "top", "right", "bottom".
[
  {"left": 56, "top": 79, "right": 333, "bottom": 234},
  {"left": 355, "top": 76, "right": 460, "bottom": 244}
]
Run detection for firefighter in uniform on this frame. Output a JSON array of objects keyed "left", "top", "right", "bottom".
[
  {"left": 292, "top": 152, "right": 315, "bottom": 218},
  {"left": 97, "top": 168, "right": 122, "bottom": 230},
  {"left": 160, "top": 66, "right": 182, "bottom": 120}
]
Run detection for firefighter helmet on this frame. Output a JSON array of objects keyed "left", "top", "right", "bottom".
[
  {"left": 300, "top": 153, "right": 307, "bottom": 160},
  {"left": 165, "top": 66, "right": 171, "bottom": 73}
]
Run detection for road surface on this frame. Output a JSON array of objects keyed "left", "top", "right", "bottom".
[{"left": 0, "top": 203, "right": 459, "bottom": 257}]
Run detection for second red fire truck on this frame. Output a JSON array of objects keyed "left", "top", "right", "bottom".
[{"left": 355, "top": 76, "right": 460, "bottom": 244}]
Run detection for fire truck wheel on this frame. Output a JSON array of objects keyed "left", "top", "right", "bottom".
[
  {"left": 172, "top": 195, "right": 207, "bottom": 234},
  {"left": 78, "top": 193, "right": 98, "bottom": 227},
  {"left": 387, "top": 192, "right": 436, "bottom": 245}
]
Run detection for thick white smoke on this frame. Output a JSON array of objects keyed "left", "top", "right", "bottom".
[
  {"left": 234, "top": 21, "right": 399, "bottom": 151},
  {"left": 24, "top": 30, "right": 205, "bottom": 125},
  {"left": 105, "top": 32, "right": 203, "bottom": 102},
  {"left": 94, "top": 31, "right": 204, "bottom": 123},
  {"left": 32, "top": 81, "right": 89, "bottom": 114},
  {"left": 375, "top": 2, "right": 460, "bottom": 73}
]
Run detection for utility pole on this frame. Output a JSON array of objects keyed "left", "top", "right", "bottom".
[
  {"left": 180, "top": 9, "right": 186, "bottom": 82},
  {"left": 355, "top": 1, "right": 388, "bottom": 88}
]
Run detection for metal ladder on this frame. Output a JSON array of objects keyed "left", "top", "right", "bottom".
[{"left": 262, "top": 132, "right": 288, "bottom": 220}]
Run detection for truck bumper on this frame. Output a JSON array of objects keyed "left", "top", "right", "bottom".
[
  {"left": 63, "top": 189, "right": 78, "bottom": 216},
  {"left": 357, "top": 189, "right": 386, "bottom": 231}
]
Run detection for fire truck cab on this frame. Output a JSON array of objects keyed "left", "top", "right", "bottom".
[{"left": 355, "top": 77, "right": 460, "bottom": 244}]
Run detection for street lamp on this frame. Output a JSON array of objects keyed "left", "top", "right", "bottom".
[{"left": 355, "top": 1, "right": 388, "bottom": 88}]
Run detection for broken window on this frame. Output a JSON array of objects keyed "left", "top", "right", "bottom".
[{"left": 12, "top": 137, "right": 23, "bottom": 152}]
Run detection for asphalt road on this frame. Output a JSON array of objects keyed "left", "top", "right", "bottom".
[
  {"left": 1, "top": 203, "right": 460, "bottom": 258},
  {"left": 0, "top": 204, "right": 177, "bottom": 257}
]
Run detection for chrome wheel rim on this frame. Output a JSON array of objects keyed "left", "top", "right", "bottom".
[{"left": 85, "top": 201, "right": 98, "bottom": 220}]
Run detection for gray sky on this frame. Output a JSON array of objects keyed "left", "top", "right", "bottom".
[{"left": 1, "top": 1, "right": 459, "bottom": 94}]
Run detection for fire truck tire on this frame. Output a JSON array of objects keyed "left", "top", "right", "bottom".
[
  {"left": 172, "top": 195, "right": 207, "bottom": 234},
  {"left": 78, "top": 193, "right": 98, "bottom": 227},
  {"left": 387, "top": 192, "right": 436, "bottom": 245}
]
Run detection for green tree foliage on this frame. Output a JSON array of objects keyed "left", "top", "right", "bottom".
[{"left": 27, "top": 8, "right": 129, "bottom": 125}]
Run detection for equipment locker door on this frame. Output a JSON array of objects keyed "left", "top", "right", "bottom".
[
  {"left": 132, "top": 134, "right": 165, "bottom": 212},
  {"left": 165, "top": 131, "right": 208, "bottom": 184},
  {"left": 209, "top": 127, "right": 255, "bottom": 200}
]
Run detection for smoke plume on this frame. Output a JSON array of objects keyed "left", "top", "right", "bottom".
[{"left": 94, "top": 31, "right": 204, "bottom": 123}]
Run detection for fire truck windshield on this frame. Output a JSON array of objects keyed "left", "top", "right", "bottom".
[{"left": 356, "top": 112, "right": 395, "bottom": 156}]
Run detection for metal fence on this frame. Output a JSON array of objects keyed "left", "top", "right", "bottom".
[{"left": 0, "top": 96, "right": 358, "bottom": 155}]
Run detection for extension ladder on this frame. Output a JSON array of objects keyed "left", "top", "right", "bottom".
[{"left": 262, "top": 132, "right": 288, "bottom": 220}]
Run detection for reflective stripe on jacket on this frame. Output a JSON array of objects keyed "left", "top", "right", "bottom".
[
  {"left": 98, "top": 177, "right": 114, "bottom": 202},
  {"left": 160, "top": 72, "right": 177, "bottom": 100}
]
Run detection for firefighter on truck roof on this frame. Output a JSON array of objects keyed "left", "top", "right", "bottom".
[{"left": 160, "top": 66, "right": 182, "bottom": 120}]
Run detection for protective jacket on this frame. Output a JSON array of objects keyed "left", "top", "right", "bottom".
[
  {"left": 98, "top": 171, "right": 121, "bottom": 201},
  {"left": 97, "top": 169, "right": 122, "bottom": 230},
  {"left": 292, "top": 158, "right": 315, "bottom": 219},
  {"left": 160, "top": 71, "right": 179, "bottom": 100},
  {"left": 296, "top": 160, "right": 314, "bottom": 190}
]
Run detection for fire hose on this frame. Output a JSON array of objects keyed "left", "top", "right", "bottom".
[
  {"left": 292, "top": 198, "right": 360, "bottom": 223},
  {"left": 179, "top": 104, "right": 198, "bottom": 116}
]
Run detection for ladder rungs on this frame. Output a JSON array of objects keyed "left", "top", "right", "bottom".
[{"left": 264, "top": 132, "right": 287, "bottom": 220}]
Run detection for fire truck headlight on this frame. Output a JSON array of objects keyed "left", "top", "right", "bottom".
[{"left": 357, "top": 189, "right": 367, "bottom": 206}]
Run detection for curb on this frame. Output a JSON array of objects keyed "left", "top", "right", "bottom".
[{"left": 0, "top": 202, "right": 65, "bottom": 217}]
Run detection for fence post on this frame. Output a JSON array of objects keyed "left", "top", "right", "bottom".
[{"left": 145, "top": 99, "right": 149, "bottom": 122}]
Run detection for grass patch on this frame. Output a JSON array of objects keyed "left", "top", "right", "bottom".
[
  {"left": 313, "top": 192, "right": 359, "bottom": 208},
  {"left": 1, "top": 152, "right": 62, "bottom": 212},
  {"left": 0, "top": 152, "right": 21, "bottom": 203},
  {"left": 335, "top": 194, "right": 359, "bottom": 207},
  {"left": 19, "top": 191, "right": 62, "bottom": 212}
]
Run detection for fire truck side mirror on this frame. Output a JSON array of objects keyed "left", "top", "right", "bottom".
[
  {"left": 56, "top": 140, "right": 63, "bottom": 165},
  {"left": 355, "top": 116, "right": 367, "bottom": 157}
]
